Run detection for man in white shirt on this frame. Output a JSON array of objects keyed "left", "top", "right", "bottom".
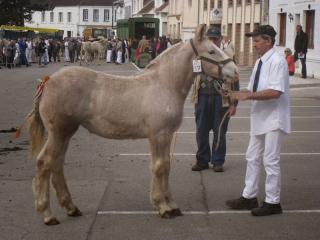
[
  {"left": 26, "top": 38, "right": 33, "bottom": 63},
  {"left": 224, "top": 25, "right": 291, "bottom": 216},
  {"left": 64, "top": 37, "right": 70, "bottom": 62}
]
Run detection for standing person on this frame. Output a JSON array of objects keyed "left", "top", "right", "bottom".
[
  {"left": 115, "top": 38, "right": 122, "bottom": 65},
  {"left": 150, "top": 37, "right": 157, "bottom": 60},
  {"left": 191, "top": 27, "right": 239, "bottom": 172},
  {"left": 222, "top": 35, "right": 236, "bottom": 63},
  {"left": 284, "top": 48, "right": 295, "bottom": 76},
  {"left": 294, "top": 25, "right": 308, "bottom": 78},
  {"left": 130, "top": 39, "right": 138, "bottom": 62},
  {"left": 26, "top": 38, "right": 33, "bottom": 63},
  {"left": 159, "top": 35, "right": 167, "bottom": 54},
  {"left": 44, "top": 37, "right": 49, "bottom": 63},
  {"left": 47, "top": 39, "right": 54, "bottom": 62},
  {"left": 38, "top": 38, "right": 47, "bottom": 66},
  {"left": 5, "top": 40, "right": 17, "bottom": 69},
  {"left": 68, "top": 38, "right": 77, "bottom": 63},
  {"left": 111, "top": 39, "right": 117, "bottom": 63},
  {"left": 225, "top": 25, "right": 290, "bottom": 216},
  {"left": 137, "top": 35, "right": 149, "bottom": 54},
  {"left": 52, "top": 39, "right": 61, "bottom": 62},
  {"left": 18, "top": 37, "right": 31, "bottom": 67},
  {"left": 64, "top": 37, "right": 70, "bottom": 62}
]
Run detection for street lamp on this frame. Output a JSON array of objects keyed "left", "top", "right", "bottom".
[{"left": 111, "top": 0, "right": 124, "bottom": 32}]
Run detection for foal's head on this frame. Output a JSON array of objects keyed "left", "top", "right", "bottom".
[{"left": 193, "top": 24, "right": 239, "bottom": 82}]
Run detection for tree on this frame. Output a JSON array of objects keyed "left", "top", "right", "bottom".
[{"left": 0, "top": 0, "right": 55, "bottom": 26}]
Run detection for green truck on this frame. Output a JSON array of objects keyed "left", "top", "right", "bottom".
[{"left": 116, "top": 17, "right": 160, "bottom": 41}]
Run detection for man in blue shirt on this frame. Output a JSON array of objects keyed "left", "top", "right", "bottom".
[{"left": 18, "top": 37, "right": 31, "bottom": 67}]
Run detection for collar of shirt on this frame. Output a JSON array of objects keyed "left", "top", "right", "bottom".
[{"left": 259, "top": 47, "right": 275, "bottom": 64}]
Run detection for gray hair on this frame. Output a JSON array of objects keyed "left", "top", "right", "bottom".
[
  {"left": 261, "top": 34, "right": 275, "bottom": 46},
  {"left": 284, "top": 48, "right": 292, "bottom": 54}
]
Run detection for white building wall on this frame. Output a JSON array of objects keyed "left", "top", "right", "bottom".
[
  {"left": 269, "top": 0, "right": 320, "bottom": 78},
  {"left": 28, "top": 6, "right": 113, "bottom": 39}
]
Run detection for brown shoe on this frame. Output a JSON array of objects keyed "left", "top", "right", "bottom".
[
  {"left": 191, "top": 160, "right": 209, "bottom": 171},
  {"left": 213, "top": 164, "right": 224, "bottom": 172}
]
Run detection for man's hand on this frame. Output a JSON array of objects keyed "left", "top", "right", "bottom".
[{"left": 229, "top": 105, "right": 237, "bottom": 117}]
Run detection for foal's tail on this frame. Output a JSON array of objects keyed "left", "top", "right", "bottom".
[
  {"left": 14, "top": 98, "right": 45, "bottom": 157},
  {"left": 28, "top": 98, "right": 45, "bottom": 156},
  {"left": 14, "top": 76, "right": 51, "bottom": 156}
]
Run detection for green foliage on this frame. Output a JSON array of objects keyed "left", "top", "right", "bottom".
[{"left": 0, "top": 0, "right": 54, "bottom": 26}]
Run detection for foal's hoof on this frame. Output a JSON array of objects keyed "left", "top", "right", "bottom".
[
  {"left": 160, "top": 209, "right": 183, "bottom": 219},
  {"left": 172, "top": 208, "right": 183, "bottom": 216},
  {"left": 161, "top": 211, "right": 175, "bottom": 219},
  {"left": 68, "top": 207, "right": 83, "bottom": 217},
  {"left": 45, "top": 217, "right": 60, "bottom": 225}
]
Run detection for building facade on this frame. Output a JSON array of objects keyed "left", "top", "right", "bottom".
[
  {"left": 269, "top": 0, "right": 319, "bottom": 78},
  {"left": 167, "top": 0, "right": 268, "bottom": 67},
  {"left": 28, "top": 0, "right": 115, "bottom": 39}
]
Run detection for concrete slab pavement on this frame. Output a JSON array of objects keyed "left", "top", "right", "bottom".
[{"left": 0, "top": 60, "right": 319, "bottom": 239}]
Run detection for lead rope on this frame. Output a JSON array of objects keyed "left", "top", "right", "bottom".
[{"left": 213, "top": 79, "right": 234, "bottom": 151}]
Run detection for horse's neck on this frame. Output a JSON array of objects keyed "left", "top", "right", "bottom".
[{"left": 156, "top": 45, "right": 196, "bottom": 98}]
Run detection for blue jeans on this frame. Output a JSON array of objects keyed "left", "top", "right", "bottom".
[
  {"left": 294, "top": 51, "right": 307, "bottom": 77},
  {"left": 38, "top": 52, "right": 47, "bottom": 65},
  {"left": 195, "top": 94, "right": 230, "bottom": 165}
]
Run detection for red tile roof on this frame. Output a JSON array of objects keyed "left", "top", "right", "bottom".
[
  {"left": 156, "top": 1, "right": 169, "bottom": 12},
  {"left": 137, "top": 0, "right": 154, "bottom": 14}
]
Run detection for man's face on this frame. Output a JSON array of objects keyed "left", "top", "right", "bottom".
[
  {"left": 209, "top": 37, "right": 223, "bottom": 48},
  {"left": 252, "top": 35, "right": 272, "bottom": 56},
  {"left": 296, "top": 26, "right": 302, "bottom": 33}
]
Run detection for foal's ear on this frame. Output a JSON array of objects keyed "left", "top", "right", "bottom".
[{"left": 194, "top": 24, "right": 207, "bottom": 42}]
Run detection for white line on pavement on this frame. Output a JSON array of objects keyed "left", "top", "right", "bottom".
[
  {"left": 97, "top": 210, "right": 320, "bottom": 215},
  {"left": 119, "top": 153, "right": 320, "bottom": 156},
  {"left": 183, "top": 116, "right": 320, "bottom": 119}
]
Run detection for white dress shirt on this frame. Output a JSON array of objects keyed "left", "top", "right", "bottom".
[{"left": 247, "top": 47, "right": 291, "bottom": 136}]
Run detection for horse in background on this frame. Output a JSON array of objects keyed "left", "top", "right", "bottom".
[{"left": 17, "top": 24, "right": 238, "bottom": 225}]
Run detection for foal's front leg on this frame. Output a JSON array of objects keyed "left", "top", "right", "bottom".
[{"left": 149, "top": 134, "right": 182, "bottom": 218}]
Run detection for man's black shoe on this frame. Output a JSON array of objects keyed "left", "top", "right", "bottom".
[
  {"left": 251, "top": 201, "right": 282, "bottom": 216},
  {"left": 191, "top": 160, "right": 209, "bottom": 171},
  {"left": 213, "top": 164, "right": 224, "bottom": 172},
  {"left": 226, "top": 196, "right": 259, "bottom": 210}
]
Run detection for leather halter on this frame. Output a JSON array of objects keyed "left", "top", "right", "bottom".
[{"left": 190, "top": 38, "right": 233, "bottom": 82}]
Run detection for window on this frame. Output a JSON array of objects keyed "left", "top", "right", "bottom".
[
  {"left": 93, "top": 9, "right": 99, "bottom": 21},
  {"left": 50, "top": 12, "right": 54, "bottom": 22},
  {"left": 210, "top": 0, "right": 214, "bottom": 8},
  {"left": 189, "top": 0, "right": 192, "bottom": 7},
  {"left": 114, "top": 10, "right": 117, "bottom": 21},
  {"left": 41, "top": 12, "right": 45, "bottom": 22},
  {"left": 278, "top": 13, "right": 286, "bottom": 46},
  {"left": 204, "top": 0, "right": 207, "bottom": 10},
  {"left": 237, "top": 0, "right": 242, "bottom": 5},
  {"left": 305, "top": 10, "right": 315, "bottom": 49},
  {"left": 67, "top": 12, "right": 72, "bottom": 22},
  {"left": 83, "top": 9, "right": 88, "bottom": 21},
  {"left": 59, "top": 12, "right": 63, "bottom": 22},
  {"left": 229, "top": 0, "right": 233, "bottom": 6},
  {"left": 218, "top": 0, "right": 223, "bottom": 8},
  {"left": 104, "top": 9, "right": 110, "bottom": 21}
]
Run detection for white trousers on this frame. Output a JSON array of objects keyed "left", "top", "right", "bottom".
[
  {"left": 116, "top": 51, "right": 122, "bottom": 64},
  {"left": 242, "top": 130, "right": 283, "bottom": 204},
  {"left": 65, "top": 48, "right": 70, "bottom": 61},
  {"left": 26, "top": 49, "right": 33, "bottom": 63}
]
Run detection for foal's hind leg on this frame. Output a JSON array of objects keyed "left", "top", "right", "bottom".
[
  {"left": 149, "top": 134, "right": 181, "bottom": 218},
  {"left": 33, "top": 130, "right": 80, "bottom": 225},
  {"left": 50, "top": 131, "right": 82, "bottom": 218}
]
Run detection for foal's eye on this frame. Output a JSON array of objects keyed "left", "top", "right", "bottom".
[{"left": 208, "top": 50, "right": 215, "bottom": 54}]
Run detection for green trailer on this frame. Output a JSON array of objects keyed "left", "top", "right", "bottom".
[{"left": 116, "top": 17, "right": 160, "bottom": 41}]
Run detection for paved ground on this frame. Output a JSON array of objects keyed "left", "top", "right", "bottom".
[{"left": 0, "top": 60, "right": 319, "bottom": 240}]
